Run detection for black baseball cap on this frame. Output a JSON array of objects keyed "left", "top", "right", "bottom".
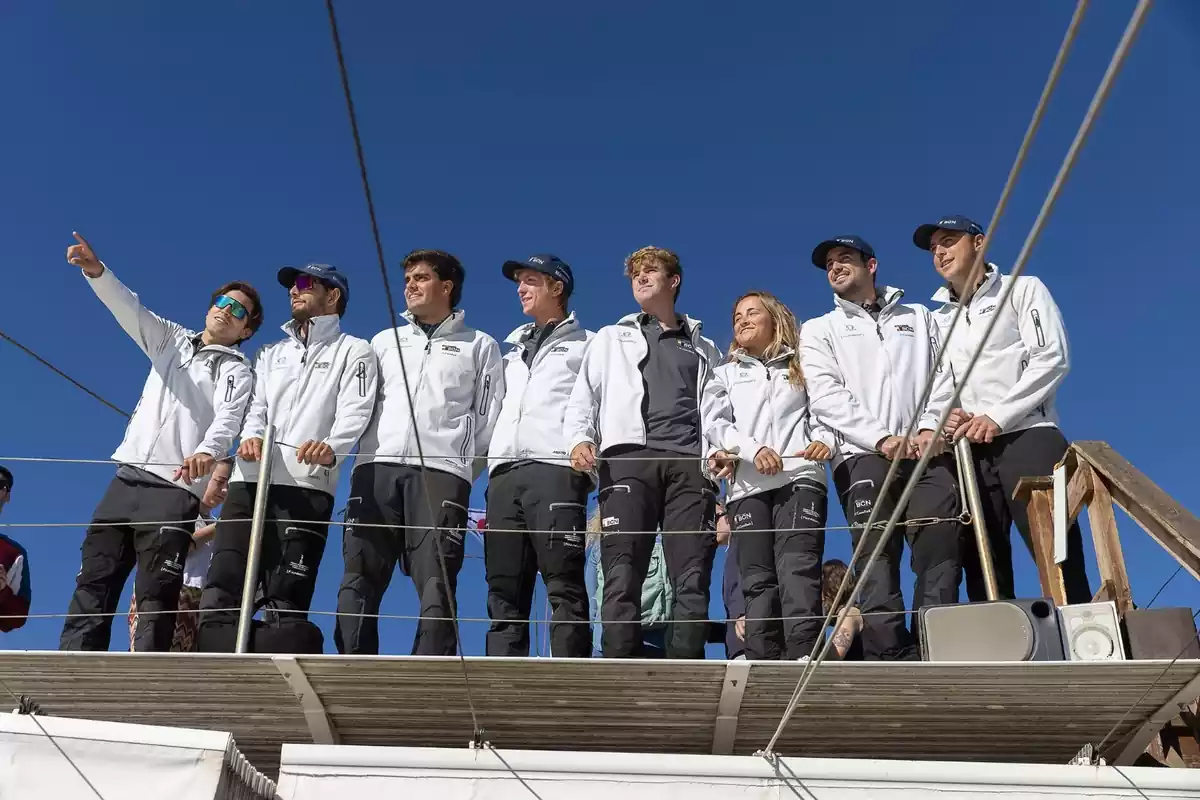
[
  {"left": 913, "top": 215, "right": 986, "bottom": 251},
  {"left": 811, "top": 235, "right": 876, "bottom": 269},
  {"left": 502, "top": 254, "right": 575, "bottom": 298},
  {"left": 277, "top": 263, "right": 351, "bottom": 303}
]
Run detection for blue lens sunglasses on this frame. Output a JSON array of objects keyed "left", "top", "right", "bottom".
[{"left": 214, "top": 294, "right": 249, "bottom": 320}]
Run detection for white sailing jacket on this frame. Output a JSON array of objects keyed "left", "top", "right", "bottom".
[
  {"left": 86, "top": 267, "right": 253, "bottom": 498},
  {"left": 799, "top": 286, "right": 953, "bottom": 467},
  {"left": 931, "top": 265, "right": 1068, "bottom": 434},
  {"left": 564, "top": 312, "right": 723, "bottom": 457},
  {"left": 233, "top": 314, "right": 378, "bottom": 496},
  {"left": 355, "top": 310, "right": 505, "bottom": 484},
  {"left": 701, "top": 349, "right": 835, "bottom": 502},
  {"left": 488, "top": 313, "right": 595, "bottom": 473}
]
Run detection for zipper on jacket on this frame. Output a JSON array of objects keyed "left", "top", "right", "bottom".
[
  {"left": 356, "top": 361, "right": 367, "bottom": 397},
  {"left": 224, "top": 375, "right": 235, "bottom": 403},
  {"left": 1030, "top": 309, "right": 1046, "bottom": 347}
]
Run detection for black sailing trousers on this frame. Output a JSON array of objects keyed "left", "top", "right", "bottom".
[
  {"left": 334, "top": 463, "right": 470, "bottom": 656},
  {"left": 485, "top": 462, "right": 591, "bottom": 657},
  {"left": 197, "top": 482, "right": 333, "bottom": 651},
  {"left": 598, "top": 445, "right": 717, "bottom": 659},
  {"left": 728, "top": 479, "right": 828, "bottom": 660},
  {"left": 959, "top": 426, "right": 1092, "bottom": 604},
  {"left": 60, "top": 471, "right": 199, "bottom": 652},
  {"left": 833, "top": 453, "right": 962, "bottom": 661}
]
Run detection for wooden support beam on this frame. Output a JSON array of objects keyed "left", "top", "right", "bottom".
[
  {"left": 1086, "top": 474, "right": 1135, "bottom": 615},
  {"left": 1072, "top": 441, "right": 1200, "bottom": 583},
  {"left": 1014, "top": 479, "right": 1067, "bottom": 606},
  {"left": 1064, "top": 459, "right": 1094, "bottom": 528},
  {"left": 1091, "top": 581, "right": 1114, "bottom": 604}
]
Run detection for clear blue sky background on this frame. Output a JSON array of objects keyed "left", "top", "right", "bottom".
[{"left": 1, "top": 1, "right": 1195, "bottom": 655}]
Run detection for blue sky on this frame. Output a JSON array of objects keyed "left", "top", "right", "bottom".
[{"left": 1, "top": 1, "right": 1195, "bottom": 655}]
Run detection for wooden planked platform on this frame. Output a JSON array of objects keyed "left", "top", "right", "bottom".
[{"left": 0, "top": 652, "right": 1196, "bottom": 777}]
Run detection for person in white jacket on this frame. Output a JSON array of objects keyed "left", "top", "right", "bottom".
[
  {"left": 60, "top": 233, "right": 258, "bottom": 652},
  {"left": 197, "top": 262, "right": 378, "bottom": 653},
  {"left": 485, "top": 254, "right": 594, "bottom": 658},
  {"left": 335, "top": 249, "right": 504, "bottom": 656},
  {"left": 703, "top": 291, "right": 834, "bottom": 660},
  {"left": 800, "top": 235, "right": 961, "bottom": 661},
  {"left": 564, "top": 246, "right": 723, "bottom": 659},
  {"left": 914, "top": 214, "right": 1091, "bottom": 603}
]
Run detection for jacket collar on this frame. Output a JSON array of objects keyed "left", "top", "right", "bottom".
[
  {"left": 402, "top": 309, "right": 466, "bottom": 338},
  {"left": 731, "top": 346, "right": 794, "bottom": 368},
  {"left": 931, "top": 263, "right": 1000, "bottom": 305},
  {"left": 833, "top": 285, "right": 904, "bottom": 317},
  {"left": 183, "top": 330, "right": 249, "bottom": 363},
  {"left": 617, "top": 311, "right": 704, "bottom": 336},
  {"left": 505, "top": 311, "right": 579, "bottom": 346},
  {"left": 281, "top": 313, "right": 342, "bottom": 347}
]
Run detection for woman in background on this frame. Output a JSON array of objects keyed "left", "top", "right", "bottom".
[{"left": 703, "top": 291, "right": 834, "bottom": 660}]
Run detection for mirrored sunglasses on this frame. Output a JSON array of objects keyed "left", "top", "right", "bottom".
[
  {"left": 214, "top": 294, "right": 249, "bottom": 320},
  {"left": 293, "top": 274, "right": 325, "bottom": 292}
]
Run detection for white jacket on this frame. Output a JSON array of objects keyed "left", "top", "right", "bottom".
[
  {"left": 701, "top": 349, "right": 834, "bottom": 502},
  {"left": 356, "top": 310, "right": 505, "bottom": 484},
  {"left": 232, "top": 314, "right": 378, "bottom": 496},
  {"left": 489, "top": 313, "right": 594, "bottom": 473},
  {"left": 564, "top": 312, "right": 723, "bottom": 456},
  {"left": 800, "top": 286, "right": 953, "bottom": 466},
  {"left": 86, "top": 267, "right": 253, "bottom": 498},
  {"left": 931, "top": 265, "right": 1068, "bottom": 434}
]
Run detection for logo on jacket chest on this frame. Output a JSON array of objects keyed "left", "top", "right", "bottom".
[
  {"left": 441, "top": 344, "right": 462, "bottom": 355},
  {"left": 548, "top": 345, "right": 569, "bottom": 355},
  {"left": 312, "top": 361, "right": 331, "bottom": 370},
  {"left": 893, "top": 324, "right": 915, "bottom": 334}
]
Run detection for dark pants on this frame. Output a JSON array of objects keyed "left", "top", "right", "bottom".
[
  {"left": 598, "top": 445, "right": 717, "bottom": 659},
  {"left": 485, "top": 462, "right": 591, "bottom": 657},
  {"left": 334, "top": 463, "right": 469, "bottom": 656},
  {"left": 833, "top": 454, "right": 961, "bottom": 661},
  {"left": 197, "top": 483, "right": 333, "bottom": 651},
  {"left": 728, "top": 479, "right": 828, "bottom": 660},
  {"left": 60, "top": 471, "right": 199, "bottom": 652},
  {"left": 961, "top": 426, "right": 1092, "bottom": 604}
]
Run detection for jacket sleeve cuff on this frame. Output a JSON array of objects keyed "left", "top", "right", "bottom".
[
  {"left": 981, "top": 407, "right": 1013, "bottom": 432},
  {"left": 735, "top": 434, "right": 766, "bottom": 463}
]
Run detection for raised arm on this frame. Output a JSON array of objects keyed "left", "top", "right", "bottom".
[{"left": 67, "top": 232, "right": 179, "bottom": 358}]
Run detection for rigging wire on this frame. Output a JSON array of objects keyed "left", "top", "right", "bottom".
[
  {"left": 324, "top": 0, "right": 483, "bottom": 744},
  {"left": 0, "top": 677, "right": 106, "bottom": 799},
  {"left": 0, "top": 328, "right": 130, "bottom": 419}
]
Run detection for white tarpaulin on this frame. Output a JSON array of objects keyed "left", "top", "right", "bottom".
[
  {"left": 277, "top": 744, "right": 1200, "bottom": 800},
  {"left": 0, "top": 713, "right": 274, "bottom": 799}
]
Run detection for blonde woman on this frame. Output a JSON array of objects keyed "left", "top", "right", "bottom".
[{"left": 702, "top": 291, "right": 834, "bottom": 660}]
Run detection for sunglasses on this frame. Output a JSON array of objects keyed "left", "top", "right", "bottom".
[
  {"left": 214, "top": 294, "right": 249, "bottom": 320},
  {"left": 292, "top": 274, "right": 326, "bottom": 292}
]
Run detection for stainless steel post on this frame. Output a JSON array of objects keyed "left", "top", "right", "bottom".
[
  {"left": 235, "top": 416, "right": 276, "bottom": 654},
  {"left": 956, "top": 436, "right": 1000, "bottom": 602}
]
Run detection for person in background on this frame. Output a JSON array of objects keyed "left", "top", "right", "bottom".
[
  {"left": 61, "top": 233, "right": 258, "bottom": 652},
  {"left": 199, "top": 263, "right": 377, "bottom": 654},
  {"left": 336, "top": 250, "right": 504, "bottom": 656},
  {"left": 704, "top": 291, "right": 834, "bottom": 660},
  {"left": 800, "top": 235, "right": 960, "bottom": 662},
  {"left": 914, "top": 215, "right": 1091, "bottom": 603},
  {"left": 566, "top": 246, "right": 723, "bottom": 659},
  {"left": 585, "top": 510, "right": 671, "bottom": 658},
  {"left": 486, "top": 254, "right": 593, "bottom": 658},
  {"left": 0, "top": 466, "right": 31, "bottom": 633},
  {"left": 821, "top": 559, "right": 864, "bottom": 661},
  {"left": 129, "top": 459, "right": 232, "bottom": 652}
]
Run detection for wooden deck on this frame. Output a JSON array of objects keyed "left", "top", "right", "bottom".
[{"left": 0, "top": 652, "right": 1196, "bottom": 777}]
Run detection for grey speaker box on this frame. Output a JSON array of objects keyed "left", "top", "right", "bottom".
[
  {"left": 1057, "top": 601, "right": 1126, "bottom": 662},
  {"left": 919, "top": 599, "right": 1065, "bottom": 662},
  {"left": 1121, "top": 607, "right": 1200, "bottom": 660}
]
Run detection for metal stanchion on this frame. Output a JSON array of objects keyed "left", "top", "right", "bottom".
[
  {"left": 235, "top": 417, "right": 276, "bottom": 654},
  {"left": 956, "top": 437, "right": 1000, "bottom": 602}
]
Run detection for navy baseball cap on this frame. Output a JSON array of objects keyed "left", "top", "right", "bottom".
[
  {"left": 811, "top": 235, "right": 876, "bottom": 269},
  {"left": 277, "top": 263, "right": 351, "bottom": 302},
  {"left": 502, "top": 254, "right": 575, "bottom": 298},
  {"left": 913, "top": 215, "right": 986, "bottom": 251}
]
